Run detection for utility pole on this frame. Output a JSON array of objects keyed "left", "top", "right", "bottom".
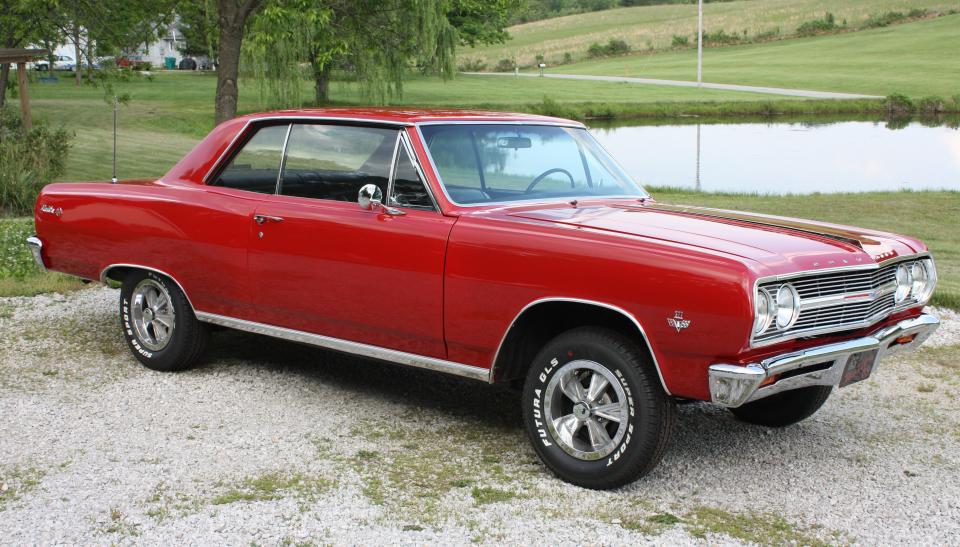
[{"left": 697, "top": 0, "right": 703, "bottom": 86}]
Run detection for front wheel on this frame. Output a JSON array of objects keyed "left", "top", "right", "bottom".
[
  {"left": 120, "top": 270, "right": 208, "bottom": 372},
  {"left": 522, "top": 327, "right": 676, "bottom": 489}
]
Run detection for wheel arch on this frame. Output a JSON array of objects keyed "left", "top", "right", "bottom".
[
  {"left": 490, "top": 298, "right": 670, "bottom": 394},
  {"left": 100, "top": 264, "right": 197, "bottom": 314}
]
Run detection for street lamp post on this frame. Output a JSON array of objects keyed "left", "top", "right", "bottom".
[{"left": 697, "top": 0, "right": 703, "bottom": 86}]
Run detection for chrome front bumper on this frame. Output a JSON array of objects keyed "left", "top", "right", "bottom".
[
  {"left": 26, "top": 236, "right": 46, "bottom": 272},
  {"left": 709, "top": 313, "right": 940, "bottom": 408}
]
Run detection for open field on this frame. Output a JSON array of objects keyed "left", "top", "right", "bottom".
[
  {"left": 468, "top": 0, "right": 958, "bottom": 68},
  {"left": 552, "top": 13, "right": 960, "bottom": 97},
  {"left": 1, "top": 286, "right": 958, "bottom": 543}
]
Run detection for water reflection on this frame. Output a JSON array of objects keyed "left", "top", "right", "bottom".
[{"left": 590, "top": 119, "right": 960, "bottom": 194}]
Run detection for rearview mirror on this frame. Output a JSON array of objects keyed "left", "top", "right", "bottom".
[
  {"left": 497, "top": 137, "right": 532, "bottom": 149},
  {"left": 358, "top": 184, "right": 383, "bottom": 210}
]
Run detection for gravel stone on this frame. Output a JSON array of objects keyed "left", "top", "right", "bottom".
[{"left": 1, "top": 286, "right": 958, "bottom": 544}]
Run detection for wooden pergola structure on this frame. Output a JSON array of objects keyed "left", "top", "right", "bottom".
[{"left": 0, "top": 48, "right": 49, "bottom": 131}]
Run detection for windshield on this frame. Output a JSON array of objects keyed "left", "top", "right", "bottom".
[{"left": 419, "top": 124, "right": 647, "bottom": 205}]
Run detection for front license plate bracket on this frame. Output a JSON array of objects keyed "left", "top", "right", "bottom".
[{"left": 839, "top": 349, "right": 879, "bottom": 388}]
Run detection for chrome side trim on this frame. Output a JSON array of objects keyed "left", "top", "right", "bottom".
[
  {"left": 99, "top": 264, "right": 197, "bottom": 315},
  {"left": 274, "top": 123, "right": 294, "bottom": 194},
  {"left": 203, "top": 116, "right": 414, "bottom": 184},
  {"left": 488, "top": 297, "right": 671, "bottom": 394},
  {"left": 194, "top": 312, "right": 491, "bottom": 382},
  {"left": 709, "top": 313, "right": 939, "bottom": 407},
  {"left": 26, "top": 236, "right": 46, "bottom": 272}
]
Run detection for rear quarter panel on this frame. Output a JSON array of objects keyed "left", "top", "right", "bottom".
[{"left": 34, "top": 181, "right": 261, "bottom": 318}]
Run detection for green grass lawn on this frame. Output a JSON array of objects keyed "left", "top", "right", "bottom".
[
  {"left": 552, "top": 14, "right": 960, "bottom": 97},
  {"left": 469, "top": 0, "right": 958, "bottom": 68},
  {"left": 4, "top": 189, "right": 958, "bottom": 308}
]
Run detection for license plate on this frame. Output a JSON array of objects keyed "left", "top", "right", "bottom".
[{"left": 839, "top": 349, "right": 879, "bottom": 388}]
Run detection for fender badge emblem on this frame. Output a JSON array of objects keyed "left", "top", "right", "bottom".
[
  {"left": 667, "top": 311, "right": 691, "bottom": 333},
  {"left": 40, "top": 204, "right": 62, "bottom": 217}
]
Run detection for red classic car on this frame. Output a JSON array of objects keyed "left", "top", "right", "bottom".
[{"left": 28, "top": 108, "right": 939, "bottom": 489}]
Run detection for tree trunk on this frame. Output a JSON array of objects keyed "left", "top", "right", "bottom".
[
  {"left": 314, "top": 63, "right": 330, "bottom": 105},
  {"left": 0, "top": 64, "right": 9, "bottom": 108},
  {"left": 86, "top": 40, "right": 94, "bottom": 83},
  {"left": 214, "top": 0, "right": 263, "bottom": 125},
  {"left": 73, "top": 25, "right": 82, "bottom": 86},
  {"left": 214, "top": 23, "right": 242, "bottom": 124}
]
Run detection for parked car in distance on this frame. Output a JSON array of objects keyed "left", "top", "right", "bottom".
[
  {"left": 28, "top": 108, "right": 940, "bottom": 489},
  {"left": 33, "top": 55, "right": 75, "bottom": 71}
]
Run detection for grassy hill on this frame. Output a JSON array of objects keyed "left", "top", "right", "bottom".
[
  {"left": 550, "top": 13, "right": 960, "bottom": 96},
  {"left": 464, "top": 0, "right": 958, "bottom": 68}
]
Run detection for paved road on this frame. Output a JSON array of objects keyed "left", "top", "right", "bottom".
[{"left": 464, "top": 72, "right": 882, "bottom": 99}]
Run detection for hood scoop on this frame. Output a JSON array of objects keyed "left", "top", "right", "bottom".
[{"left": 639, "top": 203, "right": 876, "bottom": 250}]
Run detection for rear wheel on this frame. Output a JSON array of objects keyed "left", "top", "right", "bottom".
[
  {"left": 119, "top": 270, "right": 208, "bottom": 371},
  {"left": 729, "top": 385, "right": 832, "bottom": 427},
  {"left": 522, "top": 327, "right": 676, "bottom": 489}
]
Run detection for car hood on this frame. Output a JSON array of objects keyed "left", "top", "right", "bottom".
[{"left": 503, "top": 200, "right": 921, "bottom": 275}]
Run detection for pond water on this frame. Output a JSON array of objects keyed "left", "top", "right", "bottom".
[{"left": 589, "top": 119, "right": 960, "bottom": 194}]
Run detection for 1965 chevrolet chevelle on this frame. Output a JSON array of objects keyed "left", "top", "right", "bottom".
[{"left": 29, "top": 108, "right": 939, "bottom": 489}]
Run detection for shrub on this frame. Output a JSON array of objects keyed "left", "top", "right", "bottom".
[
  {"left": 917, "top": 96, "right": 945, "bottom": 114},
  {"left": 530, "top": 97, "right": 579, "bottom": 120},
  {"left": 752, "top": 27, "right": 780, "bottom": 42},
  {"left": 0, "top": 108, "right": 71, "bottom": 216},
  {"left": 796, "top": 12, "right": 839, "bottom": 36},
  {"left": 862, "top": 10, "right": 927, "bottom": 29},
  {"left": 671, "top": 35, "right": 690, "bottom": 47},
  {"left": 494, "top": 58, "right": 516, "bottom": 72},
  {"left": 458, "top": 58, "right": 487, "bottom": 72},
  {"left": 883, "top": 93, "right": 915, "bottom": 116},
  {"left": 0, "top": 218, "right": 38, "bottom": 279},
  {"left": 701, "top": 29, "right": 741, "bottom": 45},
  {"left": 586, "top": 38, "right": 631, "bottom": 58},
  {"left": 562, "top": 52, "right": 573, "bottom": 64}
]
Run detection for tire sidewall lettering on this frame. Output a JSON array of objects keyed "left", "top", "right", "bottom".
[
  {"left": 529, "top": 353, "right": 636, "bottom": 463},
  {"left": 122, "top": 276, "right": 175, "bottom": 360}
]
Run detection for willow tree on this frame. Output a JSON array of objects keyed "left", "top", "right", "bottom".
[{"left": 243, "top": 0, "right": 457, "bottom": 107}]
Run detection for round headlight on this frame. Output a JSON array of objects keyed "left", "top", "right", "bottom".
[
  {"left": 911, "top": 259, "right": 937, "bottom": 303},
  {"left": 775, "top": 284, "right": 800, "bottom": 329},
  {"left": 910, "top": 262, "right": 927, "bottom": 298},
  {"left": 895, "top": 263, "right": 912, "bottom": 303},
  {"left": 754, "top": 289, "right": 774, "bottom": 334}
]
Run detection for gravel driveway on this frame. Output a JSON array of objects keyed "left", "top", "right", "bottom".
[{"left": 2, "top": 287, "right": 959, "bottom": 545}]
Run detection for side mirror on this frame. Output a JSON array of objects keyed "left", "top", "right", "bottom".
[
  {"left": 358, "top": 184, "right": 383, "bottom": 210},
  {"left": 358, "top": 183, "right": 406, "bottom": 216}
]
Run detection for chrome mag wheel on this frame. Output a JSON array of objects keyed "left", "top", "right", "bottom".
[
  {"left": 544, "top": 360, "right": 628, "bottom": 460},
  {"left": 130, "top": 278, "right": 176, "bottom": 351}
]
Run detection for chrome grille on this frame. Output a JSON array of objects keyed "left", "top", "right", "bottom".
[{"left": 753, "top": 259, "right": 923, "bottom": 345}]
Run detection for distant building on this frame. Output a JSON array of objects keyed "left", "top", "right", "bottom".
[{"left": 49, "top": 23, "right": 192, "bottom": 70}]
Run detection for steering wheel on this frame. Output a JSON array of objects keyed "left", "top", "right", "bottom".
[{"left": 525, "top": 168, "right": 575, "bottom": 193}]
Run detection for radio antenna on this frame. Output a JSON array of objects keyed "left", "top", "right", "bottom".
[{"left": 111, "top": 96, "right": 118, "bottom": 184}]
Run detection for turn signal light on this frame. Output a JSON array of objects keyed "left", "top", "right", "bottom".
[{"left": 894, "top": 334, "right": 917, "bottom": 346}]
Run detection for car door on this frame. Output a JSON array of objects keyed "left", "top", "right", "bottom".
[
  {"left": 185, "top": 122, "right": 289, "bottom": 318},
  {"left": 247, "top": 123, "right": 455, "bottom": 359}
]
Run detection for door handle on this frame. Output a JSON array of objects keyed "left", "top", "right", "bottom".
[{"left": 254, "top": 214, "right": 284, "bottom": 225}]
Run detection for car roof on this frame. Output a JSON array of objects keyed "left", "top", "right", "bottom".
[{"left": 235, "top": 107, "right": 585, "bottom": 127}]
